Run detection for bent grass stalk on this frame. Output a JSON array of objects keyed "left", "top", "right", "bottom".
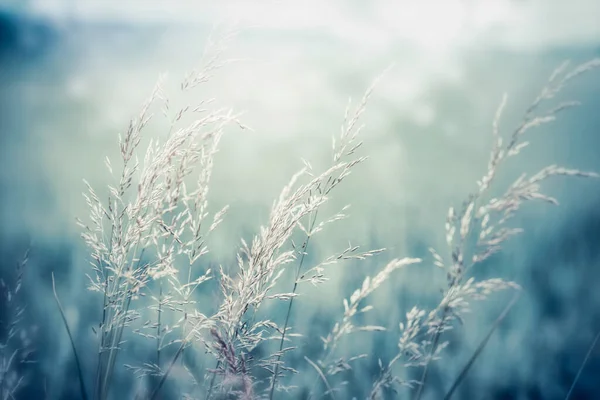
[
  {"left": 413, "top": 59, "right": 600, "bottom": 400},
  {"left": 52, "top": 272, "right": 89, "bottom": 400}
]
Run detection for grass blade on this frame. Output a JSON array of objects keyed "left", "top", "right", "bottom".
[
  {"left": 444, "top": 291, "right": 520, "bottom": 400},
  {"left": 304, "top": 356, "right": 336, "bottom": 400},
  {"left": 565, "top": 327, "right": 600, "bottom": 400},
  {"left": 52, "top": 272, "right": 89, "bottom": 400}
]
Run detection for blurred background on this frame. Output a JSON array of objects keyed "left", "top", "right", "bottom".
[{"left": 1, "top": 0, "right": 600, "bottom": 399}]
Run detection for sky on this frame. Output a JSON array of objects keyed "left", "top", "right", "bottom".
[
  {"left": 15, "top": 0, "right": 600, "bottom": 49},
  {"left": 1, "top": 1, "right": 600, "bottom": 399}
]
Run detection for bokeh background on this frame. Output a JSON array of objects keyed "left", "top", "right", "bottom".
[{"left": 1, "top": 1, "right": 600, "bottom": 399}]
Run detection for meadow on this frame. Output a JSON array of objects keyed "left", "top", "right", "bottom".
[{"left": 2, "top": 4, "right": 600, "bottom": 400}]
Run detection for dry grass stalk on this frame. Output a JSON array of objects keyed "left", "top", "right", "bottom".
[
  {"left": 0, "top": 248, "right": 35, "bottom": 400},
  {"left": 65, "top": 24, "right": 600, "bottom": 400}
]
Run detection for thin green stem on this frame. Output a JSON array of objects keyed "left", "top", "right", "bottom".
[
  {"left": 444, "top": 292, "right": 520, "bottom": 400},
  {"left": 565, "top": 327, "right": 600, "bottom": 400},
  {"left": 149, "top": 335, "right": 189, "bottom": 400},
  {"left": 268, "top": 210, "right": 318, "bottom": 400},
  {"left": 52, "top": 272, "right": 89, "bottom": 400}
]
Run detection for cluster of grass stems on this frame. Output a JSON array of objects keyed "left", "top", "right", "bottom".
[{"left": 2, "top": 26, "right": 600, "bottom": 400}]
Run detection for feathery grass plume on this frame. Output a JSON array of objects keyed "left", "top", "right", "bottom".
[
  {"left": 76, "top": 23, "right": 245, "bottom": 400},
  {"left": 267, "top": 67, "right": 393, "bottom": 399},
  {"left": 207, "top": 67, "right": 402, "bottom": 399},
  {"left": 210, "top": 158, "right": 361, "bottom": 393},
  {"left": 306, "top": 257, "right": 422, "bottom": 399},
  {"left": 72, "top": 18, "right": 599, "bottom": 399},
  {"left": 367, "top": 59, "right": 600, "bottom": 400},
  {"left": 0, "top": 247, "right": 35, "bottom": 400}
]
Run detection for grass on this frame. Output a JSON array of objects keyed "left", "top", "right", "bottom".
[
  {"left": 0, "top": 247, "right": 34, "bottom": 400},
  {"left": 2, "top": 26, "right": 600, "bottom": 400}
]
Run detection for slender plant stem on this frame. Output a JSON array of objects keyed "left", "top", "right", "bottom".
[
  {"left": 150, "top": 310, "right": 210, "bottom": 400},
  {"left": 149, "top": 339, "right": 187, "bottom": 400},
  {"left": 205, "top": 360, "right": 221, "bottom": 400},
  {"left": 415, "top": 234, "right": 479, "bottom": 400},
  {"left": 368, "top": 353, "right": 402, "bottom": 400},
  {"left": 101, "top": 246, "right": 145, "bottom": 398},
  {"left": 52, "top": 272, "right": 89, "bottom": 400},
  {"left": 565, "top": 327, "right": 600, "bottom": 400},
  {"left": 157, "top": 282, "right": 163, "bottom": 366},
  {"left": 94, "top": 274, "right": 108, "bottom": 400},
  {"left": 268, "top": 210, "right": 319, "bottom": 400},
  {"left": 304, "top": 356, "right": 336, "bottom": 400},
  {"left": 414, "top": 304, "right": 448, "bottom": 400},
  {"left": 444, "top": 292, "right": 520, "bottom": 400},
  {"left": 94, "top": 227, "right": 113, "bottom": 400}
]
